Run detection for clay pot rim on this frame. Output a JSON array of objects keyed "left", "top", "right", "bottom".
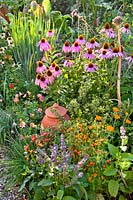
[{"left": 45, "top": 103, "right": 67, "bottom": 118}]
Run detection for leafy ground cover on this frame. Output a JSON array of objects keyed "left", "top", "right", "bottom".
[{"left": 0, "top": 0, "right": 133, "bottom": 199}]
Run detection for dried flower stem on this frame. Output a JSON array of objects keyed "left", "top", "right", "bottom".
[{"left": 116, "top": 25, "right": 122, "bottom": 107}]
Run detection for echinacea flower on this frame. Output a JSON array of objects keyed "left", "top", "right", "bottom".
[
  {"left": 98, "top": 50, "right": 110, "bottom": 59},
  {"left": 71, "top": 41, "right": 81, "bottom": 53},
  {"left": 39, "top": 76, "right": 49, "bottom": 89},
  {"left": 35, "top": 73, "right": 41, "bottom": 86},
  {"left": 83, "top": 49, "right": 95, "bottom": 59},
  {"left": 46, "top": 69, "right": 54, "bottom": 83},
  {"left": 52, "top": 65, "right": 62, "bottom": 77},
  {"left": 64, "top": 58, "right": 73, "bottom": 67},
  {"left": 86, "top": 38, "right": 100, "bottom": 49},
  {"left": 49, "top": 62, "right": 56, "bottom": 71},
  {"left": 62, "top": 41, "right": 71, "bottom": 53},
  {"left": 76, "top": 35, "right": 86, "bottom": 45},
  {"left": 38, "top": 38, "right": 51, "bottom": 52},
  {"left": 46, "top": 30, "right": 54, "bottom": 38},
  {"left": 107, "top": 47, "right": 122, "bottom": 58},
  {"left": 36, "top": 61, "right": 46, "bottom": 73},
  {"left": 100, "top": 22, "right": 116, "bottom": 38},
  {"left": 125, "top": 53, "right": 133, "bottom": 64},
  {"left": 121, "top": 23, "right": 131, "bottom": 34},
  {"left": 85, "top": 63, "right": 98, "bottom": 72}
]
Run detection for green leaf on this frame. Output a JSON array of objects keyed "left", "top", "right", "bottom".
[
  {"left": 96, "top": 193, "right": 105, "bottom": 200},
  {"left": 62, "top": 196, "right": 77, "bottom": 200},
  {"left": 18, "top": 175, "right": 32, "bottom": 192},
  {"left": 121, "top": 153, "right": 133, "bottom": 161},
  {"left": 38, "top": 179, "right": 53, "bottom": 187},
  {"left": 103, "top": 165, "right": 117, "bottom": 176},
  {"left": 108, "top": 180, "right": 119, "bottom": 197},
  {"left": 79, "top": 185, "right": 88, "bottom": 200},
  {"left": 119, "top": 195, "right": 126, "bottom": 200},
  {"left": 108, "top": 143, "right": 119, "bottom": 157},
  {"left": 57, "top": 190, "right": 64, "bottom": 200},
  {"left": 42, "top": 0, "right": 51, "bottom": 16}
]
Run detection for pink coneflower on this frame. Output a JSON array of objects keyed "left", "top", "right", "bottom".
[
  {"left": 125, "top": 53, "right": 133, "bottom": 63},
  {"left": 62, "top": 41, "right": 71, "bottom": 53},
  {"left": 86, "top": 38, "right": 100, "bottom": 49},
  {"left": 76, "top": 35, "right": 86, "bottom": 45},
  {"left": 121, "top": 23, "right": 131, "bottom": 34},
  {"left": 98, "top": 50, "right": 109, "bottom": 59},
  {"left": 35, "top": 74, "right": 41, "bottom": 86},
  {"left": 107, "top": 47, "right": 120, "bottom": 58},
  {"left": 102, "top": 42, "right": 110, "bottom": 52},
  {"left": 64, "top": 58, "right": 73, "bottom": 67},
  {"left": 71, "top": 41, "right": 81, "bottom": 53},
  {"left": 46, "top": 70, "right": 55, "bottom": 84},
  {"left": 46, "top": 30, "right": 54, "bottom": 38},
  {"left": 39, "top": 76, "right": 49, "bottom": 89},
  {"left": 36, "top": 61, "right": 46, "bottom": 73},
  {"left": 53, "top": 65, "right": 62, "bottom": 77},
  {"left": 84, "top": 63, "right": 98, "bottom": 72},
  {"left": 49, "top": 62, "right": 56, "bottom": 71},
  {"left": 100, "top": 22, "right": 116, "bottom": 38},
  {"left": 83, "top": 49, "right": 95, "bottom": 59},
  {"left": 38, "top": 38, "right": 51, "bottom": 52}
]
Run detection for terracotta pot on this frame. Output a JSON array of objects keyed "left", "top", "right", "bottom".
[{"left": 41, "top": 103, "right": 70, "bottom": 129}]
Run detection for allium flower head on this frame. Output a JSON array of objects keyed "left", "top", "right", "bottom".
[
  {"left": 62, "top": 41, "right": 71, "bottom": 53},
  {"left": 112, "top": 16, "right": 122, "bottom": 26},
  {"left": 76, "top": 35, "right": 86, "bottom": 45},
  {"left": 85, "top": 63, "right": 98, "bottom": 72},
  {"left": 121, "top": 23, "right": 131, "bottom": 34},
  {"left": 46, "top": 30, "right": 54, "bottom": 38},
  {"left": 38, "top": 38, "right": 51, "bottom": 52},
  {"left": 83, "top": 48, "right": 95, "bottom": 59},
  {"left": 36, "top": 61, "right": 46, "bottom": 73},
  {"left": 71, "top": 41, "right": 81, "bottom": 53},
  {"left": 86, "top": 38, "right": 100, "bottom": 49}
]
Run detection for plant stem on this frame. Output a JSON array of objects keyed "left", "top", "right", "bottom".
[{"left": 116, "top": 25, "right": 122, "bottom": 107}]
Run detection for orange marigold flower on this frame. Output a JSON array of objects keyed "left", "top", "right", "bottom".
[
  {"left": 125, "top": 119, "right": 131, "bottom": 124},
  {"left": 29, "top": 149, "right": 34, "bottom": 154},
  {"left": 88, "top": 161, "right": 95, "bottom": 167},
  {"left": 113, "top": 107, "right": 119, "bottom": 112},
  {"left": 24, "top": 144, "right": 30, "bottom": 152},
  {"left": 88, "top": 125, "right": 94, "bottom": 130},
  {"left": 88, "top": 177, "right": 92, "bottom": 182},
  {"left": 93, "top": 173, "right": 98, "bottom": 177},
  {"left": 114, "top": 114, "right": 120, "bottom": 120},
  {"left": 106, "top": 125, "right": 114, "bottom": 132},
  {"left": 96, "top": 115, "right": 102, "bottom": 121}
]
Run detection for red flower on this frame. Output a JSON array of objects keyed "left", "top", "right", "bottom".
[
  {"left": 31, "top": 135, "right": 37, "bottom": 142},
  {"left": 9, "top": 83, "right": 14, "bottom": 89}
]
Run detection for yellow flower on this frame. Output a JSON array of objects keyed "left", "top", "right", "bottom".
[
  {"left": 113, "top": 107, "right": 119, "bottom": 112},
  {"left": 114, "top": 114, "right": 120, "bottom": 120},
  {"left": 96, "top": 115, "right": 102, "bottom": 121},
  {"left": 106, "top": 125, "right": 114, "bottom": 132},
  {"left": 125, "top": 119, "right": 131, "bottom": 124},
  {"left": 125, "top": 112, "right": 129, "bottom": 116}
]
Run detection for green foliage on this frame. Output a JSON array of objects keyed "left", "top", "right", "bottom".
[{"left": 108, "top": 179, "right": 119, "bottom": 197}]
